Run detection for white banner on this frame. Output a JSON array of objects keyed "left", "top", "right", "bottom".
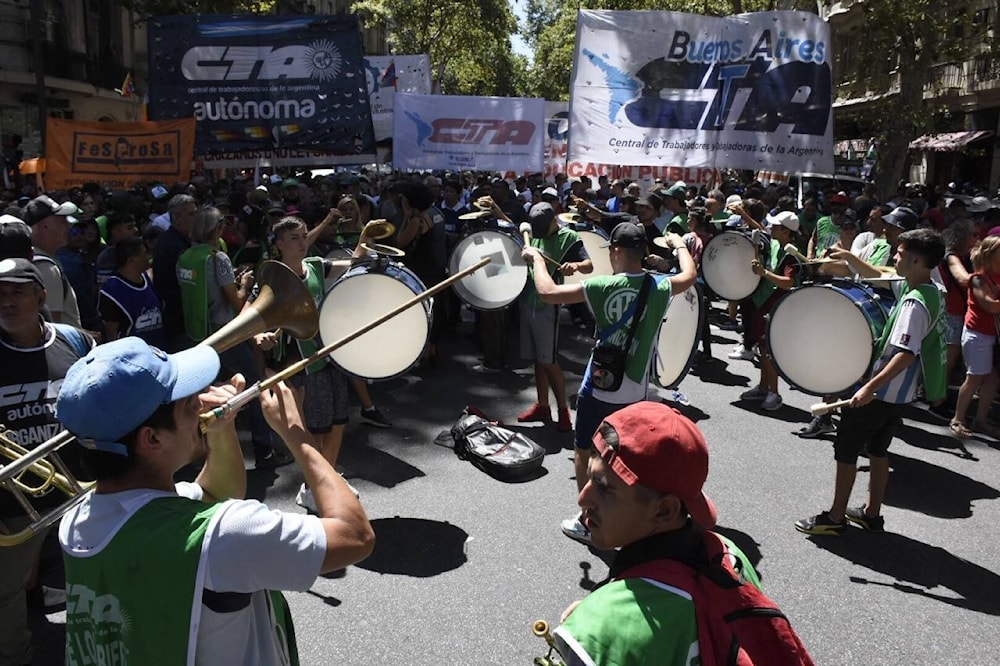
[
  {"left": 570, "top": 10, "right": 834, "bottom": 173},
  {"left": 393, "top": 93, "right": 545, "bottom": 172},
  {"left": 542, "top": 101, "right": 720, "bottom": 183},
  {"left": 364, "top": 55, "right": 433, "bottom": 141}
]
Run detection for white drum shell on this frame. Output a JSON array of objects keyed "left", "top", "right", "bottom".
[
  {"left": 564, "top": 229, "right": 613, "bottom": 286},
  {"left": 448, "top": 229, "right": 527, "bottom": 310},
  {"left": 701, "top": 232, "right": 760, "bottom": 301},
  {"left": 319, "top": 263, "right": 430, "bottom": 379},
  {"left": 767, "top": 286, "right": 879, "bottom": 396},
  {"left": 655, "top": 283, "right": 702, "bottom": 389}
]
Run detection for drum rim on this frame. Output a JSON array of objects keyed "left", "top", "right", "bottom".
[
  {"left": 765, "top": 283, "right": 884, "bottom": 397},
  {"left": 655, "top": 281, "right": 705, "bottom": 389},
  {"left": 318, "top": 268, "right": 431, "bottom": 380}
]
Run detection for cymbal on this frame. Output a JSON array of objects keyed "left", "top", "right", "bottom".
[
  {"left": 459, "top": 210, "right": 492, "bottom": 221},
  {"left": 558, "top": 212, "right": 583, "bottom": 225}
]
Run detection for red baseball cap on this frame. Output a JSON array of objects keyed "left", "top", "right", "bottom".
[{"left": 593, "top": 402, "right": 718, "bottom": 528}]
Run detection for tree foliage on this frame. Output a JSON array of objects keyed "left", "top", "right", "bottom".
[
  {"left": 352, "top": 0, "right": 526, "bottom": 96},
  {"left": 119, "top": 0, "right": 275, "bottom": 18}
]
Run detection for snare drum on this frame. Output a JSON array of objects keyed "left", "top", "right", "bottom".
[
  {"left": 701, "top": 231, "right": 761, "bottom": 301},
  {"left": 655, "top": 281, "right": 704, "bottom": 389},
  {"left": 564, "top": 224, "right": 613, "bottom": 286},
  {"left": 766, "top": 280, "right": 889, "bottom": 396},
  {"left": 319, "top": 260, "right": 430, "bottom": 380},
  {"left": 448, "top": 228, "right": 527, "bottom": 310}
]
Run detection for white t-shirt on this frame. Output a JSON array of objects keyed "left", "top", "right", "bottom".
[
  {"left": 61, "top": 482, "right": 327, "bottom": 665},
  {"left": 32, "top": 249, "right": 81, "bottom": 326}
]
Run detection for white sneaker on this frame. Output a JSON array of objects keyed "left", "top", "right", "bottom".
[
  {"left": 296, "top": 483, "right": 318, "bottom": 513},
  {"left": 740, "top": 386, "right": 768, "bottom": 400},
  {"left": 560, "top": 514, "right": 592, "bottom": 545},
  {"left": 761, "top": 392, "right": 783, "bottom": 411},
  {"left": 727, "top": 345, "right": 755, "bottom": 361}
]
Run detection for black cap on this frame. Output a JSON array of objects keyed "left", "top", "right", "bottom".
[
  {"left": 0, "top": 215, "right": 32, "bottom": 260},
  {"left": 0, "top": 257, "right": 44, "bottom": 288},
  {"left": 603, "top": 222, "right": 646, "bottom": 249},
  {"left": 22, "top": 195, "right": 80, "bottom": 226},
  {"left": 884, "top": 206, "right": 918, "bottom": 231},
  {"left": 529, "top": 202, "right": 556, "bottom": 226}
]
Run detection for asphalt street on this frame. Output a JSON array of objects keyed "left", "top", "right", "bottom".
[{"left": 29, "top": 303, "right": 1000, "bottom": 665}]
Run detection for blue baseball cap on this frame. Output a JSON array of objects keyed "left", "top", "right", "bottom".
[{"left": 57, "top": 338, "right": 220, "bottom": 456}]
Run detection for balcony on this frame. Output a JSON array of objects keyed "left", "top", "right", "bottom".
[{"left": 33, "top": 44, "right": 129, "bottom": 93}]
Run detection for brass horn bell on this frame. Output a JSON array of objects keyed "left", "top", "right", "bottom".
[{"left": 201, "top": 260, "right": 319, "bottom": 352}]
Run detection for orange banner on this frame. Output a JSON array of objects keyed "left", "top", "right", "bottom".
[{"left": 45, "top": 118, "right": 195, "bottom": 190}]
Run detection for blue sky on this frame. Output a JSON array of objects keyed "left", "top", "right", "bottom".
[{"left": 509, "top": 0, "right": 532, "bottom": 59}]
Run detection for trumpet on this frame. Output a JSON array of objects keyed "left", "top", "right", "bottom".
[
  {"left": 0, "top": 260, "right": 319, "bottom": 547},
  {"left": 532, "top": 620, "right": 566, "bottom": 666}
]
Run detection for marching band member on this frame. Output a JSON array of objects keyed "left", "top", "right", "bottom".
[
  {"left": 517, "top": 202, "right": 592, "bottom": 431},
  {"left": 57, "top": 338, "right": 374, "bottom": 665},
  {"left": 796, "top": 229, "right": 947, "bottom": 535},
  {"left": 522, "top": 223, "right": 696, "bottom": 545}
]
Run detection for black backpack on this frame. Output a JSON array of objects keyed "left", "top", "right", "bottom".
[{"left": 437, "top": 407, "right": 546, "bottom": 480}]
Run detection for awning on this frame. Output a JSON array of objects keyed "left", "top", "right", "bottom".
[{"left": 909, "top": 130, "right": 993, "bottom": 151}]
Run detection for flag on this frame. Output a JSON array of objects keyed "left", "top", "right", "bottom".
[
  {"left": 118, "top": 72, "right": 135, "bottom": 97},
  {"left": 380, "top": 61, "right": 397, "bottom": 88}
]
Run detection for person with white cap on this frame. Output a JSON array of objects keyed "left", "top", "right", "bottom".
[
  {"left": 56, "top": 337, "right": 374, "bottom": 665},
  {"left": 549, "top": 402, "right": 813, "bottom": 665},
  {"left": 739, "top": 211, "right": 803, "bottom": 412}
]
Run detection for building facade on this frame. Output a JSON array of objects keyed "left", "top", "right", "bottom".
[{"left": 824, "top": 0, "right": 1000, "bottom": 191}]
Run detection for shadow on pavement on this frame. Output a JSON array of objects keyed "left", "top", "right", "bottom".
[
  {"left": 689, "top": 357, "right": 752, "bottom": 387},
  {"left": 895, "top": 421, "right": 979, "bottom": 460},
  {"left": 873, "top": 452, "right": 1000, "bottom": 519},
  {"left": 355, "top": 517, "right": 468, "bottom": 577},
  {"left": 807, "top": 532, "right": 1000, "bottom": 615},
  {"left": 730, "top": 401, "right": 811, "bottom": 425},
  {"left": 341, "top": 444, "right": 426, "bottom": 489}
]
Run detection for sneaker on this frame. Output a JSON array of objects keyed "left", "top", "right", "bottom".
[
  {"left": 845, "top": 505, "right": 885, "bottom": 532},
  {"left": 740, "top": 385, "right": 768, "bottom": 401},
  {"left": 255, "top": 448, "right": 293, "bottom": 470},
  {"left": 557, "top": 407, "right": 573, "bottom": 432},
  {"left": 518, "top": 402, "right": 552, "bottom": 423},
  {"left": 560, "top": 515, "right": 592, "bottom": 545},
  {"left": 796, "top": 416, "right": 835, "bottom": 438},
  {"left": 361, "top": 406, "right": 392, "bottom": 428},
  {"left": 761, "top": 392, "right": 783, "bottom": 411},
  {"left": 472, "top": 362, "right": 503, "bottom": 373},
  {"left": 718, "top": 319, "right": 741, "bottom": 331},
  {"left": 728, "top": 344, "right": 755, "bottom": 360},
  {"left": 926, "top": 402, "right": 954, "bottom": 422},
  {"left": 794, "top": 511, "right": 848, "bottom": 536},
  {"left": 296, "top": 483, "right": 318, "bottom": 513}
]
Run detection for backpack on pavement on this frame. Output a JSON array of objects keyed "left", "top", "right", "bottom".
[{"left": 436, "top": 407, "right": 546, "bottom": 480}]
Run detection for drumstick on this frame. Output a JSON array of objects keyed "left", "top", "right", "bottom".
[
  {"left": 519, "top": 223, "right": 563, "bottom": 269},
  {"left": 783, "top": 243, "right": 810, "bottom": 263},
  {"left": 810, "top": 398, "right": 854, "bottom": 416}
]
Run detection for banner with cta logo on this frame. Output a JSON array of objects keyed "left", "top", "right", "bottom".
[
  {"left": 393, "top": 93, "right": 545, "bottom": 172},
  {"left": 147, "top": 14, "right": 375, "bottom": 162},
  {"left": 570, "top": 10, "right": 834, "bottom": 173},
  {"left": 45, "top": 118, "right": 195, "bottom": 190}
]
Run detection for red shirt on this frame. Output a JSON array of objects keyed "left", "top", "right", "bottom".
[{"left": 965, "top": 271, "right": 1000, "bottom": 335}]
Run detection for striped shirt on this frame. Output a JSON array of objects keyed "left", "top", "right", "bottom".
[{"left": 873, "top": 298, "right": 929, "bottom": 404}]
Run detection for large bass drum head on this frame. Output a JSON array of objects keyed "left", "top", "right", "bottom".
[
  {"left": 655, "top": 282, "right": 703, "bottom": 389},
  {"left": 701, "top": 232, "right": 759, "bottom": 301}
]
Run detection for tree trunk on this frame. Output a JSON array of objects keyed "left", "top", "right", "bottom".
[{"left": 876, "top": 48, "right": 925, "bottom": 200}]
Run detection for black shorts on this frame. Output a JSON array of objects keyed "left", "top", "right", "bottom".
[
  {"left": 290, "top": 363, "right": 348, "bottom": 434},
  {"left": 833, "top": 400, "right": 903, "bottom": 464}
]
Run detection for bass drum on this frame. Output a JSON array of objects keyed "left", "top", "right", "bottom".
[
  {"left": 655, "top": 281, "right": 704, "bottom": 389},
  {"left": 448, "top": 227, "right": 527, "bottom": 310},
  {"left": 564, "top": 223, "right": 613, "bottom": 285},
  {"left": 766, "top": 280, "right": 889, "bottom": 396},
  {"left": 319, "top": 260, "right": 430, "bottom": 380},
  {"left": 701, "top": 231, "right": 761, "bottom": 301}
]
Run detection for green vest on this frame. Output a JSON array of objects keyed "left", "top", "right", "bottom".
[
  {"left": 750, "top": 239, "right": 784, "bottom": 308},
  {"left": 876, "top": 282, "right": 947, "bottom": 403},
  {"left": 814, "top": 215, "right": 839, "bottom": 256},
  {"left": 669, "top": 212, "right": 689, "bottom": 234},
  {"left": 526, "top": 227, "right": 581, "bottom": 309},
  {"left": 276, "top": 256, "right": 329, "bottom": 374},
  {"left": 177, "top": 244, "right": 214, "bottom": 342}
]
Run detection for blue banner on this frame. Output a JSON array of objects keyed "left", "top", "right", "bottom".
[{"left": 147, "top": 14, "right": 375, "bottom": 161}]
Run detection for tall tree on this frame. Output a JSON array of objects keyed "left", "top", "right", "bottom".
[
  {"left": 119, "top": 0, "right": 275, "bottom": 17},
  {"left": 352, "top": 0, "right": 526, "bottom": 96}
]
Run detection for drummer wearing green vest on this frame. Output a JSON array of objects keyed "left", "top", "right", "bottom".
[
  {"left": 796, "top": 228, "right": 947, "bottom": 536},
  {"left": 56, "top": 338, "right": 374, "bottom": 665}
]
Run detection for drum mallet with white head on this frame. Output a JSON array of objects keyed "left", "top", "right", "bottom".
[
  {"left": 810, "top": 397, "right": 855, "bottom": 416},
  {"left": 784, "top": 243, "right": 810, "bottom": 263},
  {"left": 520, "top": 223, "right": 565, "bottom": 270}
]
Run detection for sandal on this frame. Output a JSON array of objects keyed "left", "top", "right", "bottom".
[
  {"left": 949, "top": 421, "right": 973, "bottom": 438},
  {"left": 973, "top": 421, "right": 1000, "bottom": 439}
]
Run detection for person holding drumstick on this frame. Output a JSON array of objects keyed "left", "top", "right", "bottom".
[
  {"left": 255, "top": 216, "right": 381, "bottom": 511},
  {"left": 796, "top": 228, "right": 946, "bottom": 535},
  {"left": 56, "top": 338, "right": 374, "bottom": 664},
  {"left": 523, "top": 223, "right": 696, "bottom": 544}
]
